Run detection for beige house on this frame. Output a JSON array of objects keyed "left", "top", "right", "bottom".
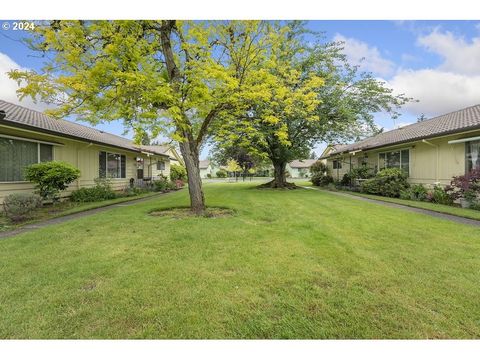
[
  {"left": 0, "top": 100, "right": 172, "bottom": 204},
  {"left": 321, "top": 104, "right": 480, "bottom": 186},
  {"left": 287, "top": 159, "right": 317, "bottom": 178},
  {"left": 199, "top": 160, "right": 213, "bottom": 178}
]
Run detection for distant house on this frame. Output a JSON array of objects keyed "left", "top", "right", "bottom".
[
  {"left": 321, "top": 104, "right": 480, "bottom": 185},
  {"left": 141, "top": 144, "right": 184, "bottom": 167},
  {"left": 199, "top": 160, "right": 213, "bottom": 178},
  {"left": 286, "top": 159, "right": 317, "bottom": 178},
  {"left": 0, "top": 100, "right": 172, "bottom": 203}
]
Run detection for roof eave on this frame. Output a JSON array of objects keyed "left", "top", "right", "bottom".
[{"left": 1, "top": 119, "right": 143, "bottom": 155}]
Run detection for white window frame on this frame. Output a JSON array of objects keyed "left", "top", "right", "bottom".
[
  {"left": 0, "top": 135, "right": 55, "bottom": 183},
  {"left": 377, "top": 148, "right": 411, "bottom": 175}
]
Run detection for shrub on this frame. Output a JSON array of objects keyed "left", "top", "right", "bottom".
[
  {"left": 153, "top": 176, "right": 170, "bottom": 192},
  {"left": 170, "top": 164, "right": 187, "bottom": 181},
  {"left": 311, "top": 173, "right": 334, "bottom": 186},
  {"left": 2, "top": 193, "right": 42, "bottom": 222},
  {"left": 25, "top": 161, "right": 80, "bottom": 201},
  {"left": 206, "top": 173, "right": 212, "bottom": 179},
  {"left": 175, "top": 179, "right": 185, "bottom": 188},
  {"left": 216, "top": 170, "right": 227, "bottom": 178},
  {"left": 340, "top": 173, "right": 352, "bottom": 186},
  {"left": 339, "top": 166, "right": 374, "bottom": 187},
  {"left": 400, "top": 183, "right": 428, "bottom": 201},
  {"left": 121, "top": 186, "right": 149, "bottom": 197},
  {"left": 361, "top": 168, "right": 409, "bottom": 198},
  {"left": 430, "top": 185, "right": 454, "bottom": 205},
  {"left": 448, "top": 169, "right": 480, "bottom": 206},
  {"left": 310, "top": 161, "right": 329, "bottom": 175},
  {"left": 70, "top": 178, "right": 116, "bottom": 202}
]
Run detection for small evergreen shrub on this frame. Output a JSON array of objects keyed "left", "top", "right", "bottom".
[
  {"left": 216, "top": 170, "right": 227, "bottom": 178},
  {"left": 170, "top": 164, "right": 187, "bottom": 181},
  {"left": 311, "top": 173, "right": 334, "bottom": 186},
  {"left": 153, "top": 176, "right": 170, "bottom": 192},
  {"left": 430, "top": 185, "right": 454, "bottom": 205},
  {"left": 25, "top": 161, "right": 80, "bottom": 201},
  {"left": 2, "top": 193, "right": 42, "bottom": 222},
  {"left": 361, "top": 168, "right": 409, "bottom": 198},
  {"left": 400, "top": 184, "right": 428, "bottom": 201},
  {"left": 70, "top": 178, "right": 116, "bottom": 202}
]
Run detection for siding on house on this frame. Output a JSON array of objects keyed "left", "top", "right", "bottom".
[
  {"left": 327, "top": 130, "right": 479, "bottom": 185},
  {"left": 0, "top": 125, "right": 170, "bottom": 204}
]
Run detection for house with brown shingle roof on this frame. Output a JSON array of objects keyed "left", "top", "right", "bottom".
[
  {"left": 286, "top": 159, "right": 318, "bottom": 178},
  {"left": 0, "top": 100, "right": 173, "bottom": 203},
  {"left": 321, "top": 104, "right": 480, "bottom": 185}
]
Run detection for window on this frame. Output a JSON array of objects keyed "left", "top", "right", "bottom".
[
  {"left": 99, "top": 151, "right": 126, "bottom": 178},
  {"left": 332, "top": 159, "right": 342, "bottom": 169},
  {"left": 0, "top": 137, "right": 53, "bottom": 182},
  {"left": 466, "top": 140, "right": 480, "bottom": 172},
  {"left": 378, "top": 149, "right": 410, "bottom": 176},
  {"left": 156, "top": 161, "right": 165, "bottom": 171}
]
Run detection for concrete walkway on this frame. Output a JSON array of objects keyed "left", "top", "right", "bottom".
[
  {"left": 303, "top": 186, "right": 480, "bottom": 228},
  {"left": 0, "top": 193, "right": 167, "bottom": 240}
]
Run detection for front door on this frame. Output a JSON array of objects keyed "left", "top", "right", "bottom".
[{"left": 136, "top": 158, "right": 144, "bottom": 179}]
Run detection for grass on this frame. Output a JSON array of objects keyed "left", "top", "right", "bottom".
[
  {"left": 304, "top": 183, "right": 480, "bottom": 221},
  {"left": 0, "top": 191, "right": 160, "bottom": 232},
  {"left": 1, "top": 182, "right": 480, "bottom": 339}
]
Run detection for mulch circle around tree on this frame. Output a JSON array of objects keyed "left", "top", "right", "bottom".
[{"left": 149, "top": 207, "right": 235, "bottom": 219}]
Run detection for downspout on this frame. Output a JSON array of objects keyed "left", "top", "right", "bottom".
[
  {"left": 349, "top": 155, "right": 352, "bottom": 187},
  {"left": 422, "top": 139, "right": 439, "bottom": 183}
]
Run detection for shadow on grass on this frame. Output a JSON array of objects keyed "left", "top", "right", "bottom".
[{"left": 149, "top": 205, "right": 236, "bottom": 219}]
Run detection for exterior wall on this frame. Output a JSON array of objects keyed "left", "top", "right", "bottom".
[
  {"left": 141, "top": 155, "right": 170, "bottom": 179},
  {"left": 326, "top": 130, "right": 479, "bottom": 186},
  {"left": 286, "top": 165, "right": 311, "bottom": 178},
  {"left": 200, "top": 165, "right": 212, "bottom": 178},
  {"left": 0, "top": 126, "right": 169, "bottom": 203}
]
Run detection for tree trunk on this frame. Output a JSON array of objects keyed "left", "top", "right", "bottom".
[
  {"left": 259, "top": 160, "right": 297, "bottom": 189},
  {"left": 179, "top": 140, "right": 206, "bottom": 214}
]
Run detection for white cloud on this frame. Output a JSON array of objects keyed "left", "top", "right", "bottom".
[
  {"left": 384, "top": 29, "right": 480, "bottom": 117},
  {"left": 387, "top": 69, "right": 480, "bottom": 116},
  {"left": 0, "top": 52, "right": 48, "bottom": 112},
  {"left": 400, "top": 53, "right": 418, "bottom": 63},
  {"left": 333, "top": 34, "right": 395, "bottom": 77},
  {"left": 417, "top": 29, "right": 480, "bottom": 76}
]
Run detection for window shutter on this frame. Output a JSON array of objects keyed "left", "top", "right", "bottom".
[
  {"left": 121, "top": 155, "right": 126, "bottom": 178},
  {"left": 99, "top": 151, "right": 106, "bottom": 178}
]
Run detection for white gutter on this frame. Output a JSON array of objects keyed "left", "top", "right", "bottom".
[
  {"left": 448, "top": 135, "right": 480, "bottom": 144},
  {"left": 349, "top": 150, "right": 362, "bottom": 155},
  {"left": 0, "top": 133, "right": 64, "bottom": 146}
]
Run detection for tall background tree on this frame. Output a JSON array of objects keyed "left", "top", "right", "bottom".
[
  {"left": 9, "top": 20, "right": 268, "bottom": 213},
  {"left": 214, "top": 22, "right": 414, "bottom": 188}
]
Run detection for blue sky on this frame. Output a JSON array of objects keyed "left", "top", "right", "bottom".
[{"left": 1, "top": 20, "right": 480, "bottom": 158}]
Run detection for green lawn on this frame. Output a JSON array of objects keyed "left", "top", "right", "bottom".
[
  {"left": 1, "top": 183, "right": 479, "bottom": 339},
  {"left": 0, "top": 191, "right": 161, "bottom": 232}
]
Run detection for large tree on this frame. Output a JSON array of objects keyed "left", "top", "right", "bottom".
[
  {"left": 9, "top": 20, "right": 267, "bottom": 213},
  {"left": 215, "top": 22, "right": 414, "bottom": 188}
]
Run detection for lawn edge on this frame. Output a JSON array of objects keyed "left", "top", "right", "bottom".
[
  {"left": 0, "top": 191, "right": 164, "bottom": 233},
  {"left": 311, "top": 186, "right": 480, "bottom": 221}
]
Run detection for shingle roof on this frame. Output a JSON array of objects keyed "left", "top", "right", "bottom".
[
  {"left": 199, "top": 160, "right": 210, "bottom": 169},
  {"left": 323, "top": 104, "right": 480, "bottom": 158},
  {"left": 0, "top": 100, "right": 168, "bottom": 156},
  {"left": 289, "top": 159, "right": 317, "bottom": 168}
]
